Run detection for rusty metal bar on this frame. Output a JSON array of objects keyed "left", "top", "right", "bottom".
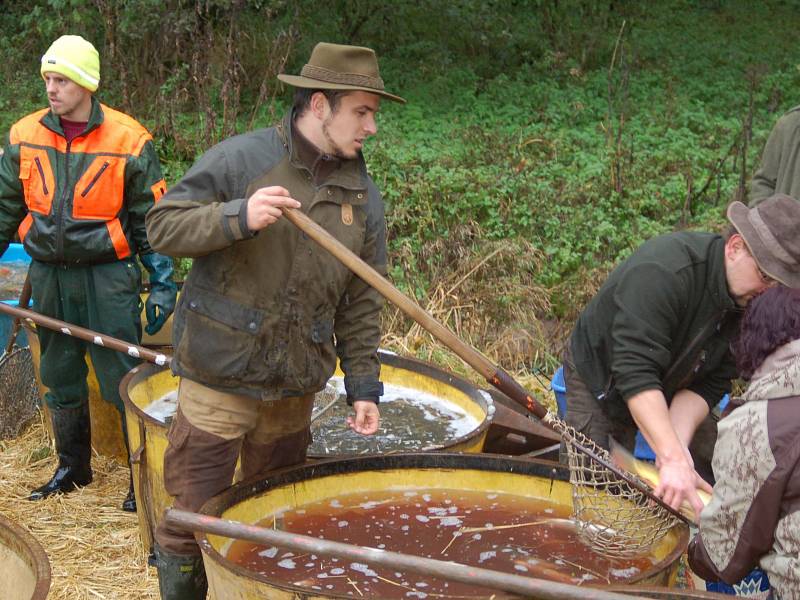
[{"left": 0, "top": 302, "right": 171, "bottom": 367}]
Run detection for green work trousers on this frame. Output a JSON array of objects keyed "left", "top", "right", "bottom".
[{"left": 30, "top": 259, "right": 142, "bottom": 414}]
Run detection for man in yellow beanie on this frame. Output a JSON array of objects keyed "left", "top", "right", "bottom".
[{"left": 0, "top": 34, "right": 177, "bottom": 512}]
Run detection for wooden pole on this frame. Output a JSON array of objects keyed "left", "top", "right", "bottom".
[
  {"left": 2, "top": 273, "right": 32, "bottom": 356},
  {"left": 282, "top": 207, "right": 546, "bottom": 419},
  {"left": 281, "top": 207, "right": 689, "bottom": 525}
]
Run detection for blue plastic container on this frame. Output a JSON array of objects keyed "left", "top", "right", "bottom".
[
  {"left": 551, "top": 365, "right": 728, "bottom": 462},
  {"left": 0, "top": 243, "right": 32, "bottom": 348},
  {"left": 550, "top": 365, "right": 567, "bottom": 417}
]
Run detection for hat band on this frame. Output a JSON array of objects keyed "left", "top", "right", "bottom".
[
  {"left": 749, "top": 209, "right": 798, "bottom": 266},
  {"left": 300, "top": 64, "right": 385, "bottom": 91},
  {"left": 41, "top": 54, "right": 99, "bottom": 87}
]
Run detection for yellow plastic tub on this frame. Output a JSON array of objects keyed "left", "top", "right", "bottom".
[
  {"left": 197, "top": 453, "right": 689, "bottom": 599},
  {"left": 0, "top": 514, "right": 50, "bottom": 600},
  {"left": 122, "top": 351, "right": 493, "bottom": 553}
]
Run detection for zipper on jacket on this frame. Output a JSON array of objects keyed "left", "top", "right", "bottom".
[
  {"left": 80, "top": 161, "right": 110, "bottom": 197},
  {"left": 662, "top": 310, "right": 730, "bottom": 395},
  {"left": 55, "top": 141, "right": 71, "bottom": 261},
  {"left": 34, "top": 157, "right": 49, "bottom": 196}
]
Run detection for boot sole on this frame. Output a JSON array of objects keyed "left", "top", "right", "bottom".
[{"left": 28, "top": 477, "right": 93, "bottom": 501}]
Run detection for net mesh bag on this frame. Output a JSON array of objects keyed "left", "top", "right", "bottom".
[
  {"left": 311, "top": 382, "right": 341, "bottom": 426},
  {"left": 544, "top": 412, "right": 680, "bottom": 558},
  {"left": 0, "top": 346, "right": 40, "bottom": 440}
]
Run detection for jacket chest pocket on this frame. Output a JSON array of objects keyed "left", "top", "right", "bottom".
[
  {"left": 72, "top": 156, "right": 125, "bottom": 220},
  {"left": 19, "top": 148, "right": 55, "bottom": 215}
]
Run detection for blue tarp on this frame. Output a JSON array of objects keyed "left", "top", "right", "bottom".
[{"left": 1, "top": 243, "right": 32, "bottom": 348}]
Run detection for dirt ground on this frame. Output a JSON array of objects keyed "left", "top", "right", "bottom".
[{"left": 0, "top": 413, "right": 159, "bottom": 599}]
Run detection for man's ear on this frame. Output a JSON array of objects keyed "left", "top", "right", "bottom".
[
  {"left": 725, "top": 232, "right": 745, "bottom": 258},
  {"left": 309, "top": 91, "right": 329, "bottom": 119}
]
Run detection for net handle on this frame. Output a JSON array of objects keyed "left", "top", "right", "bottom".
[{"left": 0, "top": 302, "right": 171, "bottom": 367}]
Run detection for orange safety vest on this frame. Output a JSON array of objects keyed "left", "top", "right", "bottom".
[{"left": 9, "top": 102, "right": 165, "bottom": 263}]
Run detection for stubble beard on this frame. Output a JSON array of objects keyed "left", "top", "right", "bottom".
[{"left": 322, "top": 117, "right": 356, "bottom": 160}]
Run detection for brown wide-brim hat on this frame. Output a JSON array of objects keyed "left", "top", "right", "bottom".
[
  {"left": 728, "top": 194, "right": 800, "bottom": 288},
  {"left": 278, "top": 42, "right": 405, "bottom": 104}
]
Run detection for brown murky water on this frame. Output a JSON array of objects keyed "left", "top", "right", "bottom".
[
  {"left": 0, "top": 261, "right": 28, "bottom": 301},
  {"left": 226, "top": 488, "right": 655, "bottom": 597}
]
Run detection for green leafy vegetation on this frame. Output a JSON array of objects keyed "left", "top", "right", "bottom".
[{"left": 1, "top": 0, "right": 797, "bottom": 379}]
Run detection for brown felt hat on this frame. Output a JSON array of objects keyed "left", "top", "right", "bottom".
[
  {"left": 728, "top": 194, "right": 800, "bottom": 288},
  {"left": 278, "top": 42, "right": 405, "bottom": 104}
]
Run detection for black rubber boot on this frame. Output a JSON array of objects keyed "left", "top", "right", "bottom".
[
  {"left": 29, "top": 404, "right": 93, "bottom": 501},
  {"left": 154, "top": 545, "right": 208, "bottom": 600},
  {"left": 120, "top": 417, "right": 137, "bottom": 512},
  {"left": 121, "top": 472, "right": 137, "bottom": 512}
]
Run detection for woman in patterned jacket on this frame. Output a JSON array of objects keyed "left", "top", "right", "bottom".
[{"left": 689, "top": 285, "right": 800, "bottom": 600}]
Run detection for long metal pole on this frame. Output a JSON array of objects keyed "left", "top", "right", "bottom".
[
  {"left": 2, "top": 273, "right": 32, "bottom": 355},
  {"left": 165, "top": 508, "right": 644, "bottom": 600},
  {"left": 0, "top": 301, "right": 171, "bottom": 367}
]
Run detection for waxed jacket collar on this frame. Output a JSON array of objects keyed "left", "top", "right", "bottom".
[
  {"left": 279, "top": 111, "right": 369, "bottom": 194},
  {"left": 291, "top": 120, "right": 342, "bottom": 186},
  {"left": 40, "top": 96, "right": 103, "bottom": 139}
]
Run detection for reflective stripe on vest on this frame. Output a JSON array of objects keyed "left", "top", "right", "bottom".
[
  {"left": 106, "top": 217, "right": 129, "bottom": 260},
  {"left": 17, "top": 213, "right": 33, "bottom": 241}
]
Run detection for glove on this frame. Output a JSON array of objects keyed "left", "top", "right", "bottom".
[{"left": 140, "top": 252, "right": 178, "bottom": 335}]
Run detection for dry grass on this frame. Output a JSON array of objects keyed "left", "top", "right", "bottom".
[
  {"left": 0, "top": 412, "right": 159, "bottom": 599},
  {"left": 382, "top": 233, "right": 565, "bottom": 410},
  {"left": 0, "top": 232, "right": 577, "bottom": 600}
]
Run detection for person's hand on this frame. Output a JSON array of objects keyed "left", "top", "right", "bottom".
[
  {"left": 654, "top": 456, "right": 707, "bottom": 520},
  {"left": 140, "top": 253, "right": 177, "bottom": 335},
  {"left": 145, "top": 293, "right": 174, "bottom": 335},
  {"left": 347, "top": 400, "right": 380, "bottom": 435},
  {"left": 246, "top": 186, "right": 301, "bottom": 231}
]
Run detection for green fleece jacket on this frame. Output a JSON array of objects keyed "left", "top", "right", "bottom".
[
  {"left": 569, "top": 232, "right": 741, "bottom": 423},
  {"left": 750, "top": 106, "right": 800, "bottom": 206}
]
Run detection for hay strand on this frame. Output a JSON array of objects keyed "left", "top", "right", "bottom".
[{"left": 0, "top": 414, "right": 158, "bottom": 599}]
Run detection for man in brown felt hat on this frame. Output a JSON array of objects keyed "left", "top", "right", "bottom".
[
  {"left": 146, "top": 42, "right": 404, "bottom": 599},
  {"left": 561, "top": 194, "right": 800, "bottom": 523}
]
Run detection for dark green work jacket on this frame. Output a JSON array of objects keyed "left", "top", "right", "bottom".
[
  {"left": 750, "top": 106, "right": 800, "bottom": 206},
  {"left": 569, "top": 232, "right": 741, "bottom": 423},
  {"left": 0, "top": 97, "right": 165, "bottom": 263}
]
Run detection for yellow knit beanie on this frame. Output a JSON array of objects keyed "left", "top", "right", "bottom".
[{"left": 40, "top": 35, "right": 100, "bottom": 92}]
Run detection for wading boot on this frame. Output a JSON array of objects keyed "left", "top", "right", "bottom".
[
  {"left": 121, "top": 471, "right": 137, "bottom": 512},
  {"left": 29, "top": 404, "right": 93, "bottom": 501},
  {"left": 120, "top": 419, "right": 137, "bottom": 512},
  {"left": 154, "top": 545, "right": 208, "bottom": 600}
]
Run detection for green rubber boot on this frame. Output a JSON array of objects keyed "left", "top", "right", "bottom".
[{"left": 154, "top": 545, "right": 208, "bottom": 600}]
